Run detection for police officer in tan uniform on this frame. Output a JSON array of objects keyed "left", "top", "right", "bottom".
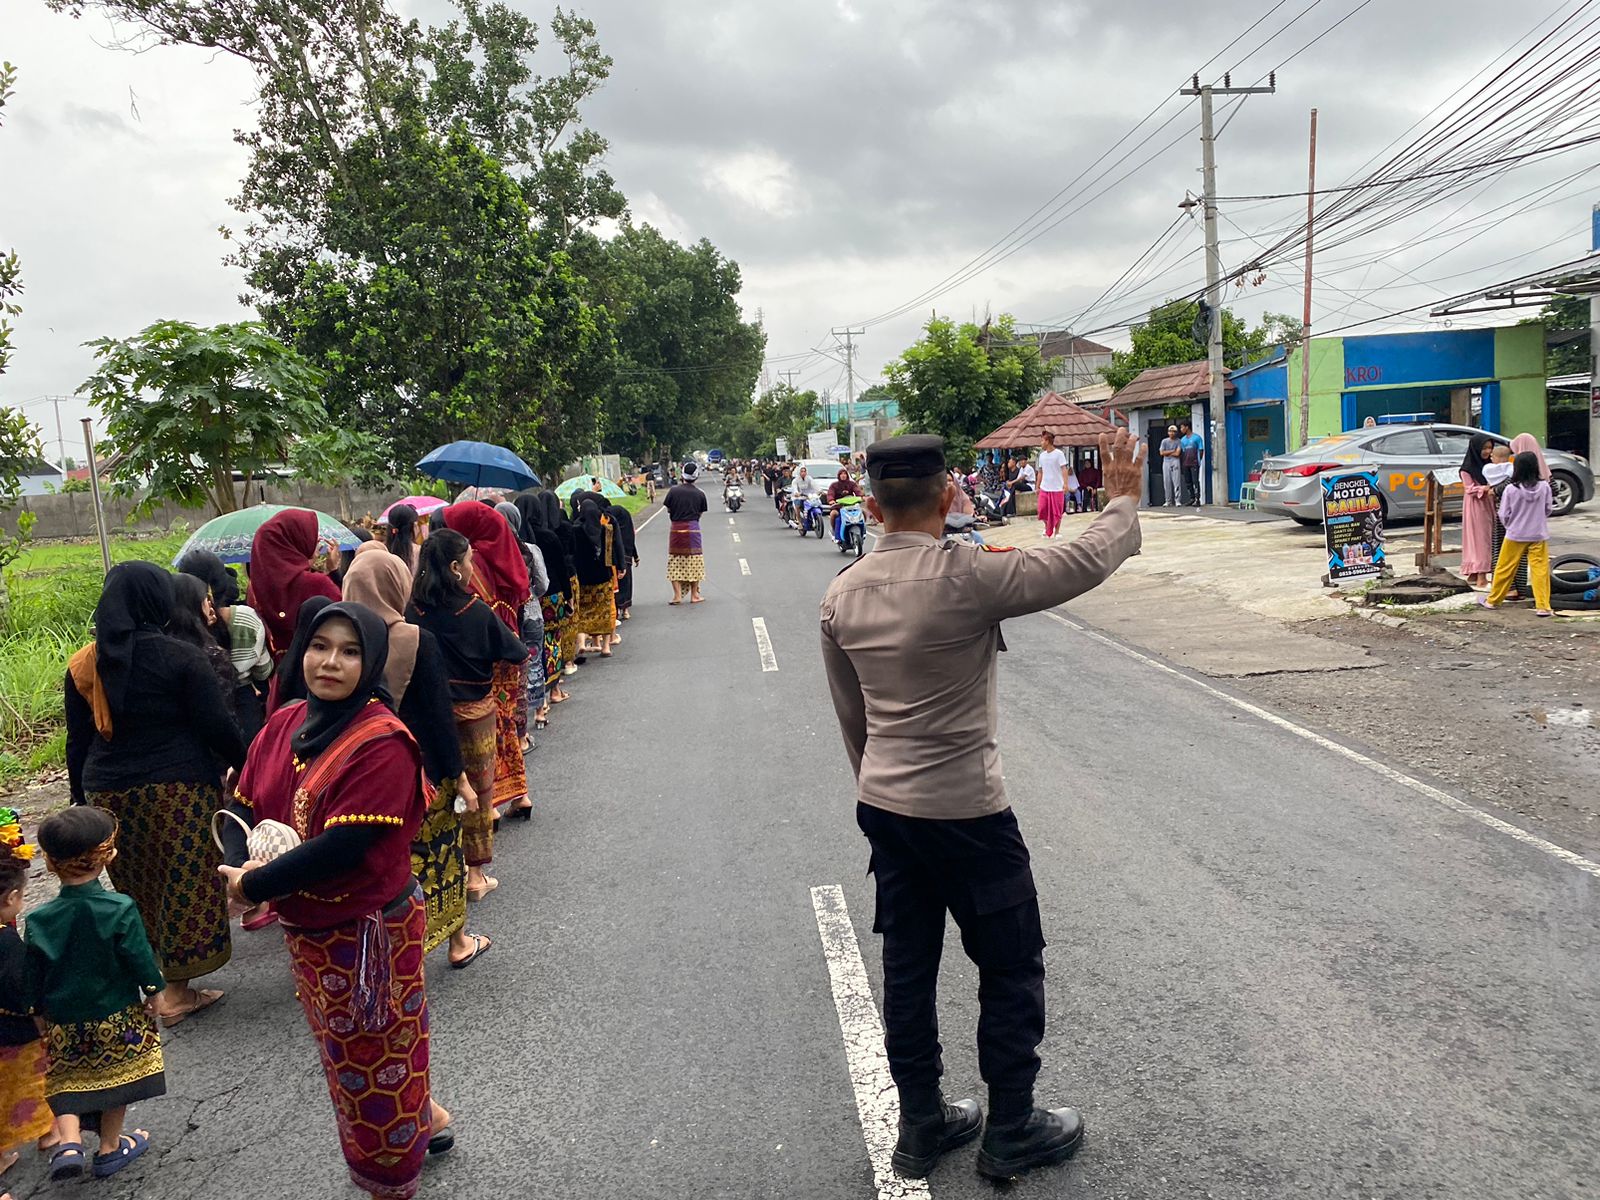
[{"left": 819, "top": 429, "right": 1145, "bottom": 1180}]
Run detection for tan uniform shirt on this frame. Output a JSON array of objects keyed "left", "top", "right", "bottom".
[{"left": 819, "top": 497, "right": 1141, "bottom": 821}]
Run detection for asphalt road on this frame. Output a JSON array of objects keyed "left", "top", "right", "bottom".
[{"left": 10, "top": 475, "right": 1598, "bottom": 1199}]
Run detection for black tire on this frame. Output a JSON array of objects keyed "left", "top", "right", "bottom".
[
  {"left": 1550, "top": 471, "right": 1582, "bottom": 517},
  {"left": 853, "top": 528, "right": 865, "bottom": 558},
  {"left": 1552, "top": 593, "right": 1600, "bottom": 611},
  {"left": 1551, "top": 553, "right": 1600, "bottom": 571},
  {"left": 1292, "top": 516, "right": 1320, "bottom": 526}
]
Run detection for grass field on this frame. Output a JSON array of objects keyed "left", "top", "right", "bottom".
[{"left": 0, "top": 493, "right": 658, "bottom": 788}]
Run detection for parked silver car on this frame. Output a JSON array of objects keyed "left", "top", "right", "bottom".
[{"left": 1253, "top": 424, "right": 1593, "bottom": 523}]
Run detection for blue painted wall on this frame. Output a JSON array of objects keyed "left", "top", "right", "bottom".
[{"left": 1339, "top": 330, "right": 1496, "bottom": 390}]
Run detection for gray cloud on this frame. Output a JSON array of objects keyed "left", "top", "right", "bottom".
[{"left": 4, "top": 0, "right": 1590, "bottom": 431}]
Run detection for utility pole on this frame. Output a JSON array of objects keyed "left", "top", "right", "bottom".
[
  {"left": 1181, "top": 72, "right": 1275, "bottom": 505},
  {"left": 40, "top": 395, "right": 72, "bottom": 471},
  {"left": 778, "top": 368, "right": 799, "bottom": 391},
  {"left": 1299, "top": 108, "right": 1318, "bottom": 449},
  {"left": 81, "top": 418, "right": 112, "bottom": 575},
  {"left": 833, "top": 327, "right": 864, "bottom": 427}
]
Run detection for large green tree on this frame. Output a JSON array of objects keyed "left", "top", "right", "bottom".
[
  {"left": 885, "top": 314, "right": 1052, "bottom": 460},
  {"left": 47, "top": 0, "right": 624, "bottom": 473},
  {"left": 596, "top": 224, "right": 765, "bottom": 464},
  {"left": 0, "top": 62, "right": 39, "bottom": 613},
  {"left": 1101, "top": 300, "right": 1302, "bottom": 392},
  {"left": 78, "top": 320, "right": 330, "bottom": 515},
  {"left": 1520, "top": 292, "right": 1592, "bottom": 380}
]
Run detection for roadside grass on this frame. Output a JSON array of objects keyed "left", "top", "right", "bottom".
[{"left": 0, "top": 534, "right": 188, "bottom": 787}]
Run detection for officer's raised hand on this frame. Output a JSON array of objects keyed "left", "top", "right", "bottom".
[{"left": 1098, "top": 427, "right": 1147, "bottom": 502}]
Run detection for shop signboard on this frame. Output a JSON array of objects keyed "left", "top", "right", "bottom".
[
  {"left": 774, "top": 437, "right": 789, "bottom": 459},
  {"left": 1322, "top": 470, "right": 1386, "bottom": 585},
  {"left": 807, "top": 430, "right": 835, "bottom": 459}
]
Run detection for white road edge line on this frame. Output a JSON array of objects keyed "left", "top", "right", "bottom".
[
  {"left": 739, "top": 558, "right": 751, "bottom": 576},
  {"left": 810, "top": 885, "right": 930, "bottom": 1200},
  {"left": 751, "top": 617, "right": 779, "bottom": 672},
  {"left": 637, "top": 506, "right": 664, "bottom": 532},
  {"left": 1043, "top": 609, "right": 1600, "bottom": 880}
]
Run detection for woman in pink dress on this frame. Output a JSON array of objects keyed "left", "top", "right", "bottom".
[{"left": 1458, "top": 433, "right": 1495, "bottom": 587}]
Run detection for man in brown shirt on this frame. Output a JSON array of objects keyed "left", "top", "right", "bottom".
[{"left": 819, "top": 429, "right": 1144, "bottom": 1180}]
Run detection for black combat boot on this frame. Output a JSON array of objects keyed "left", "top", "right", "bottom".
[
  {"left": 891, "top": 1091, "right": 983, "bottom": 1178},
  {"left": 974, "top": 1096, "right": 1085, "bottom": 1180}
]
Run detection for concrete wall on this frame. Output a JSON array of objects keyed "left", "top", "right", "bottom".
[{"left": 1, "top": 483, "right": 402, "bottom": 541}]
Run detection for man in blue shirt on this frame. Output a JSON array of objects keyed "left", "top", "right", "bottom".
[{"left": 1178, "top": 422, "right": 1204, "bottom": 507}]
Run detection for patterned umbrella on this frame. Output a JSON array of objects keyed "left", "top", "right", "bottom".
[
  {"left": 378, "top": 495, "right": 447, "bottom": 524},
  {"left": 171, "top": 504, "right": 360, "bottom": 567},
  {"left": 554, "top": 476, "right": 627, "bottom": 501}
]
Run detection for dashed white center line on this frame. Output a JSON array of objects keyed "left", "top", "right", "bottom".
[
  {"left": 728, "top": 516, "right": 736, "bottom": 524},
  {"left": 810, "top": 885, "right": 929, "bottom": 1200},
  {"left": 739, "top": 558, "right": 751, "bottom": 576},
  {"left": 751, "top": 617, "right": 778, "bottom": 671},
  {"left": 731, "top": 531, "right": 742, "bottom": 543}
]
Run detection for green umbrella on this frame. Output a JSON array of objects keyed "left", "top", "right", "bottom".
[
  {"left": 554, "top": 476, "right": 627, "bottom": 501},
  {"left": 171, "top": 504, "right": 360, "bottom": 566}
]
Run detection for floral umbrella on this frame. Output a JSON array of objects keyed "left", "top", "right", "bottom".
[
  {"left": 554, "top": 476, "right": 627, "bottom": 501},
  {"left": 170, "top": 504, "right": 360, "bottom": 567}
]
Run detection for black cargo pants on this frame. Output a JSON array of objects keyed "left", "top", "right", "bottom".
[{"left": 857, "top": 802, "right": 1046, "bottom": 1096}]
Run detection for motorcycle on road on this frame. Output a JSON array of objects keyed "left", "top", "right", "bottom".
[{"left": 833, "top": 496, "right": 867, "bottom": 557}]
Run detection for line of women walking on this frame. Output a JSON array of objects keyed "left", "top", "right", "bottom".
[{"left": 9, "top": 486, "right": 641, "bottom": 1199}]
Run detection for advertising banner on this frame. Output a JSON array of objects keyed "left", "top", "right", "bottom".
[{"left": 1322, "top": 470, "right": 1386, "bottom": 584}]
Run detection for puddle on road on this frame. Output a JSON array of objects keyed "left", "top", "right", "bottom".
[{"left": 1528, "top": 705, "right": 1599, "bottom": 729}]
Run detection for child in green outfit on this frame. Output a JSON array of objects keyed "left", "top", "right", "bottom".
[{"left": 24, "top": 807, "right": 166, "bottom": 1181}]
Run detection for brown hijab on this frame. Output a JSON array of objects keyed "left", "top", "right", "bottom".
[{"left": 341, "top": 542, "right": 420, "bottom": 706}]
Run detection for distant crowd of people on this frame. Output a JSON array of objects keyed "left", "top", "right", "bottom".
[{"left": 0, "top": 481, "right": 653, "bottom": 1199}]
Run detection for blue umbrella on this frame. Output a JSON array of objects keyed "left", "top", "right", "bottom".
[{"left": 415, "top": 441, "right": 542, "bottom": 492}]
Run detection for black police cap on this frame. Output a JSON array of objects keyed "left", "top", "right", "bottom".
[{"left": 866, "top": 435, "right": 946, "bottom": 481}]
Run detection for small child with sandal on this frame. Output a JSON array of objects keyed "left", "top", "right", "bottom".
[{"left": 23, "top": 807, "right": 167, "bottom": 1181}]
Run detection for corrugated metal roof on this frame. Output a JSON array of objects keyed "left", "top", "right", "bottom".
[
  {"left": 1110, "top": 359, "right": 1233, "bottom": 408},
  {"left": 975, "top": 391, "right": 1117, "bottom": 450}
]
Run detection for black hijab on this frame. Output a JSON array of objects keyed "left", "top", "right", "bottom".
[
  {"left": 176, "top": 548, "right": 241, "bottom": 607},
  {"left": 94, "top": 562, "right": 176, "bottom": 717},
  {"left": 515, "top": 492, "right": 571, "bottom": 596},
  {"left": 291, "top": 600, "right": 392, "bottom": 757},
  {"left": 1460, "top": 433, "right": 1494, "bottom": 486},
  {"left": 576, "top": 497, "right": 605, "bottom": 559},
  {"left": 607, "top": 501, "right": 638, "bottom": 562},
  {"left": 271, "top": 594, "right": 335, "bottom": 713}
]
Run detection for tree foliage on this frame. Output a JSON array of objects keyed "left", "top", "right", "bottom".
[
  {"left": 78, "top": 320, "right": 329, "bottom": 516},
  {"left": 1520, "top": 292, "right": 1592, "bottom": 380},
  {"left": 47, "top": 0, "right": 626, "bottom": 475},
  {"left": 0, "top": 62, "right": 39, "bottom": 602},
  {"left": 885, "top": 315, "right": 1052, "bottom": 454},
  {"left": 1101, "top": 301, "right": 1302, "bottom": 392},
  {"left": 596, "top": 224, "right": 765, "bottom": 464}
]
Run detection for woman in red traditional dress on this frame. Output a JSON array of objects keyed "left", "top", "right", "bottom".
[
  {"left": 438, "top": 503, "right": 533, "bottom": 822},
  {"left": 247, "top": 509, "right": 342, "bottom": 667},
  {"left": 220, "top": 602, "right": 449, "bottom": 1200}
]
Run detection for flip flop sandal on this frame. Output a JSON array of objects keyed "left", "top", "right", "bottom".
[
  {"left": 161, "top": 988, "right": 225, "bottom": 1029},
  {"left": 427, "top": 1129, "right": 455, "bottom": 1156},
  {"left": 241, "top": 904, "right": 280, "bottom": 932},
  {"left": 49, "top": 1143, "right": 86, "bottom": 1182},
  {"left": 449, "top": 934, "right": 492, "bottom": 970},
  {"left": 92, "top": 1131, "right": 150, "bottom": 1178}
]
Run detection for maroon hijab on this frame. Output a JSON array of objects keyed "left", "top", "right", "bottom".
[
  {"left": 248, "top": 508, "right": 342, "bottom": 662},
  {"left": 440, "top": 501, "right": 530, "bottom": 631}
]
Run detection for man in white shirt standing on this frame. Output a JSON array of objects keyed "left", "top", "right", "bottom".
[{"left": 1035, "top": 431, "right": 1068, "bottom": 538}]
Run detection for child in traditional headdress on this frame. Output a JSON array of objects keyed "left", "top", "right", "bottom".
[
  {"left": 23, "top": 807, "right": 166, "bottom": 1180},
  {"left": 0, "top": 808, "right": 66, "bottom": 1194}
]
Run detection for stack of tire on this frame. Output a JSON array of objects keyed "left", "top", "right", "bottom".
[{"left": 1551, "top": 553, "right": 1600, "bottom": 612}]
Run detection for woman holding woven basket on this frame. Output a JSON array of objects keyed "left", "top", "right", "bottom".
[{"left": 219, "top": 601, "right": 450, "bottom": 1200}]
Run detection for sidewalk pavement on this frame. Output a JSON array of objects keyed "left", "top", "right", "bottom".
[{"left": 982, "top": 502, "right": 1600, "bottom": 677}]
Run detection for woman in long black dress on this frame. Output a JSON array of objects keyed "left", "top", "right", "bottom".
[{"left": 516, "top": 493, "right": 572, "bottom": 715}]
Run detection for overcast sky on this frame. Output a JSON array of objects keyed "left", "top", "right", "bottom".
[{"left": 4, "top": 0, "right": 1595, "bottom": 462}]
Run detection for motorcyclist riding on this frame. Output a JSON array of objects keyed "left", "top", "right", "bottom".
[{"left": 826, "top": 468, "right": 865, "bottom": 542}]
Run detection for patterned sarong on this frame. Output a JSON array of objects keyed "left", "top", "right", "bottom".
[
  {"left": 411, "top": 776, "right": 467, "bottom": 953},
  {"left": 575, "top": 574, "right": 617, "bottom": 638},
  {"left": 558, "top": 576, "right": 581, "bottom": 663},
  {"left": 453, "top": 699, "right": 497, "bottom": 867},
  {"left": 44, "top": 1001, "right": 166, "bottom": 1116},
  {"left": 93, "top": 781, "right": 231, "bottom": 982},
  {"left": 284, "top": 890, "right": 431, "bottom": 1200},
  {"left": 491, "top": 660, "right": 526, "bottom": 814},
  {"left": 1, "top": 1038, "right": 58, "bottom": 1140},
  {"left": 668, "top": 521, "right": 706, "bottom": 583},
  {"left": 540, "top": 594, "right": 566, "bottom": 686}
]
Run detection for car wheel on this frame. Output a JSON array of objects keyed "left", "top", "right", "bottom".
[{"left": 1550, "top": 471, "right": 1580, "bottom": 516}]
